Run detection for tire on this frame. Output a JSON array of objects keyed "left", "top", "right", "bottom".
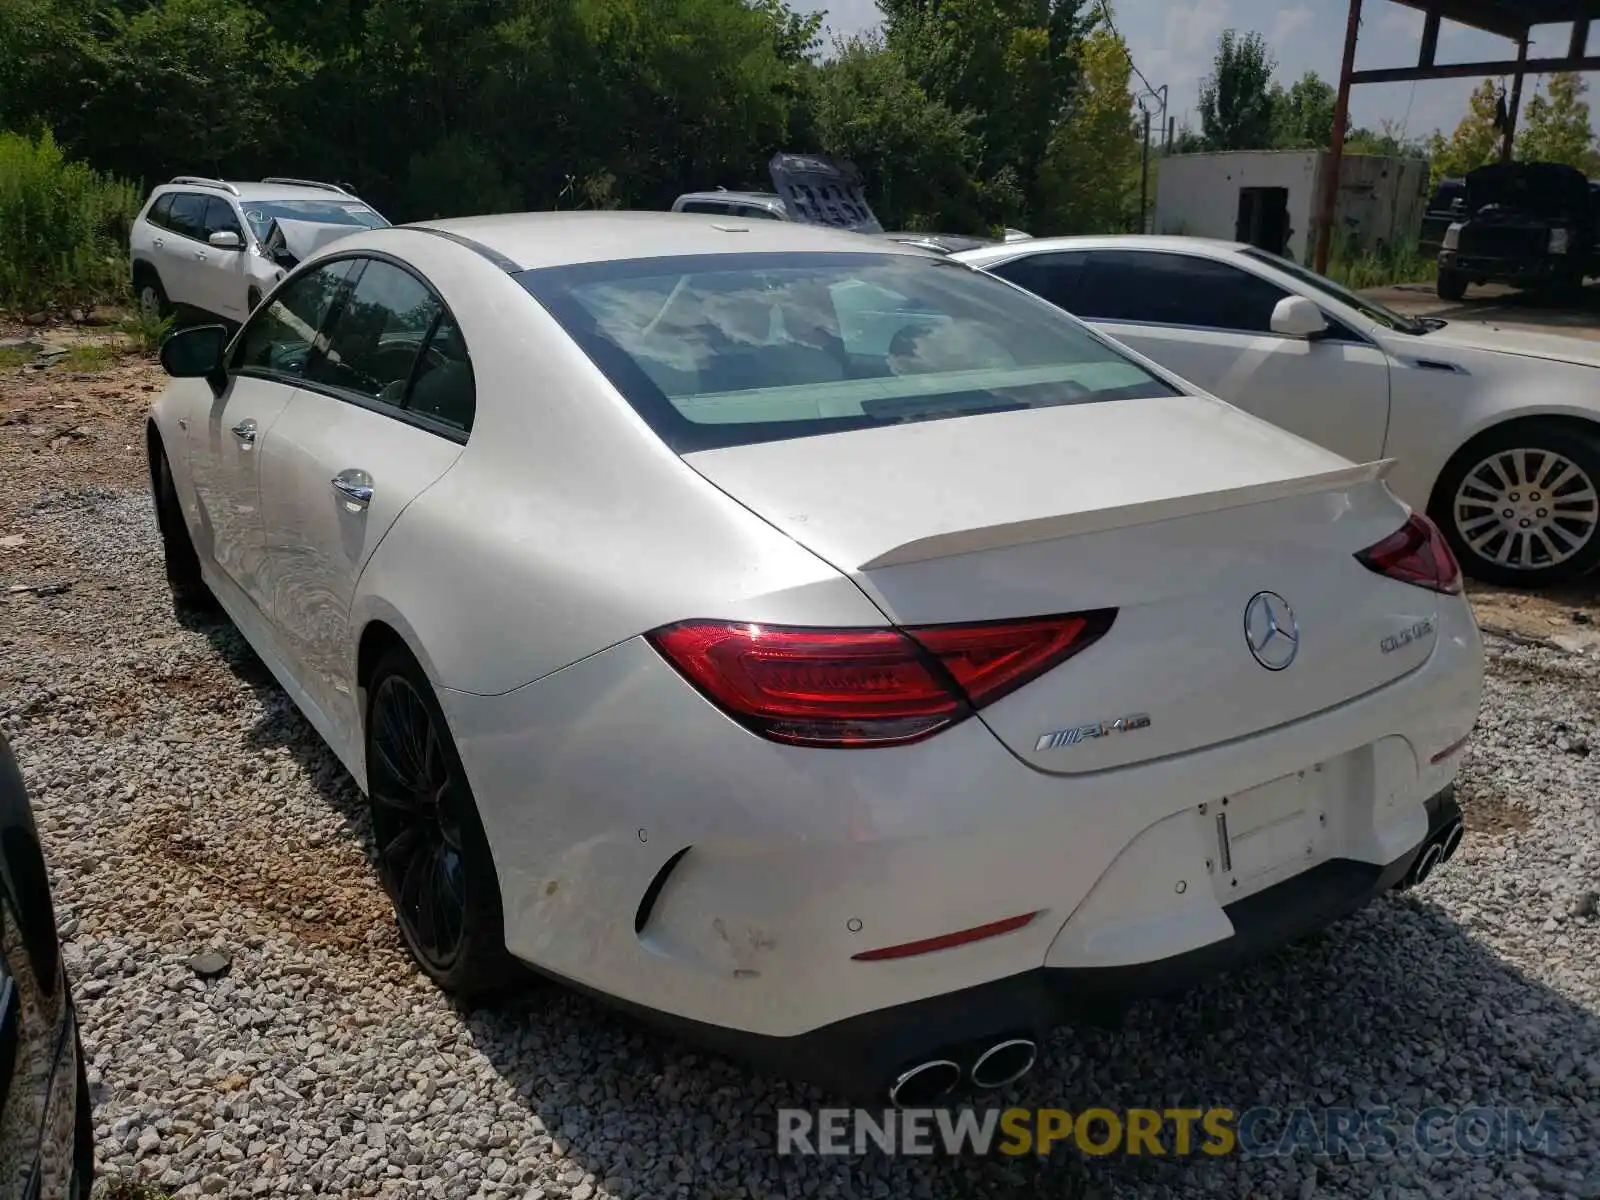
[
  {"left": 1436, "top": 268, "right": 1467, "bottom": 302},
  {"left": 1431, "top": 422, "right": 1600, "bottom": 587},
  {"left": 71, "top": 1034, "right": 93, "bottom": 1200},
  {"left": 148, "top": 434, "right": 214, "bottom": 609},
  {"left": 134, "top": 268, "right": 170, "bottom": 320},
  {"left": 365, "top": 647, "right": 522, "bottom": 1002}
]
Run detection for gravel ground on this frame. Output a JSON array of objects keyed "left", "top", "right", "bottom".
[{"left": 1, "top": 337, "right": 1598, "bottom": 1199}]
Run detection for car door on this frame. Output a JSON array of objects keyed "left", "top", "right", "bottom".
[
  {"left": 255, "top": 256, "right": 473, "bottom": 753},
  {"left": 185, "top": 259, "right": 356, "bottom": 601},
  {"left": 989, "top": 248, "right": 1392, "bottom": 465},
  {"left": 158, "top": 192, "right": 219, "bottom": 311},
  {"left": 195, "top": 197, "right": 252, "bottom": 322}
]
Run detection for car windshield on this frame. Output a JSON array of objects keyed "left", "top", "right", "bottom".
[
  {"left": 1240, "top": 248, "right": 1431, "bottom": 335},
  {"left": 517, "top": 251, "right": 1181, "bottom": 453},
  {"left": 240, "top": 200, "right": 388, "bottom": 241}
]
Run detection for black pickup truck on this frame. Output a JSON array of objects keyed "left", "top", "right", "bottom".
[{"left": 1436, "top": 161, "right": 1597, "bottom": 300}]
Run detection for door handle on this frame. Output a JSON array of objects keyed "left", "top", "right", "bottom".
[
  {"left": 331, "top": 470, "right": 373, "bottom": 510},
  {"left": 153, "top": 237, "right": 165, "bottom": 248},
  {"left": 231, "top": 419, "right": 257, "bottom": 447},
  {"left": 195, "top": 251, "right": 208, "bottom": 262}
]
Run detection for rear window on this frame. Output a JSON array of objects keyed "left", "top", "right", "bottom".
[{"left": 516, "top": 252, "right": 1180, "bottom": 453}]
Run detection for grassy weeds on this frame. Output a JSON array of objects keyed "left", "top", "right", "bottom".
[
  {"left": 1323, "top": 228, "right": 1437, "bottom": 290},
  {"left": 61, "top": 343, "right": 116, "bottom": 371},
  {"left": 0, "top": 128, "right": 141, "bottom": 317},
  {"left": 114, "top": 306, "right": 175, "bottom": 355}
]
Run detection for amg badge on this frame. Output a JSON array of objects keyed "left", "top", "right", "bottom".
[
  {"left": 1035, "top": 714, "right": 1152, "bottom": 751},
  {"left": 1381, "top": 618, "right": 1435, "bottom": 654}
]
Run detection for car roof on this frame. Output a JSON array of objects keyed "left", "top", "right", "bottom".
[
  {"left": 155, "top": 180, "right": 368, "bottom": 205},
  {"left": 954, "top": 234, "right": 1247, "bottom": 263},
  {"left": 402, "top": 210, "right": 937, "bottom": 271}
]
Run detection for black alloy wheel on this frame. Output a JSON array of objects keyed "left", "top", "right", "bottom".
[{"left": 365, "top": 651, "right": 518, "bottom": 999}]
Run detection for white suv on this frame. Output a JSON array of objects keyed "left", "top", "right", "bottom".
[{"left": 129, "top": 176, "right": 390, "bottom": 324}]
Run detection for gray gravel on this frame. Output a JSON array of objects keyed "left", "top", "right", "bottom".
[{"left": 2, "top": 482, "right": 1598, "bottom": 1200}]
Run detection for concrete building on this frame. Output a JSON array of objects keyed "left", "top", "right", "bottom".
[{"left": 1152, "top": 150, "right": 1431, "bottom": 265}]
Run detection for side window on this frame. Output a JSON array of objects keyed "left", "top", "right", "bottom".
[
  {"left": 233, "top": 260, "right": 356, "bottom": 376},
  {"left": 165, "top": 193, "right": 208, "bottom": 241},
  {"left": 202, "top": 197, "right": 244, "bottom": 240},
  {"left": 1075, "top": 251, "right": 1289, "bottom": 333},
  {"left": 305, "top": 259, "right": 441, "bottom": 408},
  {"left": 147, "top": 193, "right": 175, "bottom": 229},
  {"left": 680, "top": 201, "right": 732, "bottom": 216},
  {"left": 988, "top": 252, "right": 1086, "bottom": 312},
  {"left": 405, "top": 314, "right": 476, "bottom": 433},
  {"left": 734, "top": 204, "right": 782, "bottom": 221}
]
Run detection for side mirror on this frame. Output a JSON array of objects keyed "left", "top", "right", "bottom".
[
  {"left": 159, "top": 324, "right": 231, "bottom": 394},
  {"left": 1270, "top": 295, "right": 1330, "bottom": 340},
  {"left": 208, "top": 230, "right": 244, "bottom": 250}
]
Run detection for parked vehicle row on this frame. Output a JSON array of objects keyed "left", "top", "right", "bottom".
[
  {"left": 130, "top": 176, "right": 391, "bottom": 326},
  {"left": 953, "top": 234, "right": 1600, "bottom": 588},
  {"left": 148, "top": 209, "right": 1484, "bottom": 1104},
  {"left": 1428, "top": 161, "right": 1600, "bottom": 302}
]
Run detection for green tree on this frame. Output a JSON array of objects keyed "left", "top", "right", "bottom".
[
  {"left": 1198, "top": 29, "right": 1276, "bottom": 150},
  {"left": 1426, "top": 78, "right": 1502, "bottom": 185},
  {"left": 1036, "top": 24, "right": 1138, "bottom": 233},
  {"left": 810, "top": 33, "right": 982, "bottom": 231},
  {"left": 878, "top": 0, "right": 1095, "bottom": 227},
  {"left": 1516, "top": 72, "right": 1600, "bottom": 174},
  {"left": 71, "top": 0, "right": 311, "bottom": 184},
  {"left": 1270, "top": 70, "right": 1334, "bottom": 149}
]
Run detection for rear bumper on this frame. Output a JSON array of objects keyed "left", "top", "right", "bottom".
[
  {"left": 442, "top": 593, "right": 1483, "bottom": 1076},
  {"left": 543, "top": 789, "right": 1462, "bottom": 1100},
  {"left": 1439, "top": 250, "right": 1575, "bottom": 282}
]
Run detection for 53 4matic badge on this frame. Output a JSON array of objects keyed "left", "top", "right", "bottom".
[{"left": 1035, "top": 713, "right": 1152, "bottom": 752}]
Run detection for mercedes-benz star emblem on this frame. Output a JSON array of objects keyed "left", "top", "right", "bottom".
[{"left": 1244, "top": 591, "right": 1299, "bottom": 671}]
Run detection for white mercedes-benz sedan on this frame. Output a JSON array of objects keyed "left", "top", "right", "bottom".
[
  {"left": 147, "top": 212, "right": 1483, "bottom": 1105},
  {"left": 954, "top": 235, "right": 1600, "bottom": 589}
]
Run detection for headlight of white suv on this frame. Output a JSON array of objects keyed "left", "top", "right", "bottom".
[
  {"left": 1549, "top": 227, "right": 1571, "bottom": 255},
  {"left": 1442, "top": 223, "right": 1462, "bottom": 251}
]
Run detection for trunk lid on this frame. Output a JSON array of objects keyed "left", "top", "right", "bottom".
[
  {"left": 766, "top": 152, "right": 884, "bottom": 234},
  {"left": 683, "top": 396, "right": 1438, "bottom": 773}
]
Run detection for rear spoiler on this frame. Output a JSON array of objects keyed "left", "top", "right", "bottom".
[{"left": 859, "top": 459, "right": 1396, "bottom": 569}]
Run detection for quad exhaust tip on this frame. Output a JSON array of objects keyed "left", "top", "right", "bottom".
[
  {"left": 970, "top": 1038, "right": 1038, "bottom": 1091},
  {"left": 887, "top": 1059, "right": 961, "bottom": 1107},
  {"left": 1412, "top": 842, "right": 1444, "bottom": 887},
  {"left": 1439, "top": 817, "right": 1464, "bottom": 863},
  {"left": 1402, "top": 814, "right": 1464, "bottom": 890}
]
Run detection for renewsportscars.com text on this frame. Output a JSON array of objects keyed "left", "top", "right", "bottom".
[{"left": 777, "top": 1106, "right": 1562, "bottom": 1159}]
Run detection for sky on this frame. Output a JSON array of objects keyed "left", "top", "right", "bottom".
[{"left": 795, "top": 0, "right": 1588, "bottom": 144}]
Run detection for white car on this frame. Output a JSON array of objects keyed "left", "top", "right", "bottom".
[
  {"left": 146, "top": 213, "right": 1482, "bottom": 1104},
  {"left": 954, "top": 235, "right": 1600, "bottom": 588},
  {"left": 130, "top": 176, "right": 390, "bottom": 326}
]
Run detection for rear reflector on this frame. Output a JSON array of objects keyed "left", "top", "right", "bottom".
[
  {"left": 648, "top": 611, "right": 1115, "bottom": 748},
  {"left": 851, "top": 912, "right": 1040, "bottom": 961},
  {"left": 1355, "top": 513, "right": 1463, "bottom": 595}
]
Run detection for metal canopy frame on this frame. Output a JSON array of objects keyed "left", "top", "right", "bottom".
[{"left": 1314, "top": 0, "right": 1600, "bottom": 271}]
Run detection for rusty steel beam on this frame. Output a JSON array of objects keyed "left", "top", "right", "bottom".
[
  {"left": 1419, "top": 9, "right": 1442, "bottom": 66},
  {"left": 1315, "top": 0, "right": 1364, "bottom": 275},
  {"left": 1500, "top": 39, "right": 1528, "bottom": 163},
  {"left": 1351, "top": 53, "right": 1600, "bottom": 83}
]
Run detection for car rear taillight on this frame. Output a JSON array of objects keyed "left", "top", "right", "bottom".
[
  {"left": 648, "top": 611, "right": 1115, "bottom": 748},
  {"left": 1354, "top": 513, "right": 1462, "bottom": 595}
]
